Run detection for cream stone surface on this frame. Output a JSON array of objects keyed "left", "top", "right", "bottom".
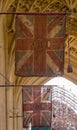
[
  {"left": 0, "top": 17, "right": 6, "bottom": 130},
  {"left": 0, "top": 87, "right": 6, "bottom": 130},
  {"left": 0, "top": 0, "right": 77, "bottom": 130}
]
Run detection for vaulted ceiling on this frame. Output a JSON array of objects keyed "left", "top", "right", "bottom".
[{"left": 0, "top": 0, "right": 77, "bottom": 85}]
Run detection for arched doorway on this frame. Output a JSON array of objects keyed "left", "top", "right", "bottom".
[{"left": 45, "top": 77, "right": 77, "bottom": 130}]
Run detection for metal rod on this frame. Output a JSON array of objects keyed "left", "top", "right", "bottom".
[
  {"left": 9, "top": 115, "right": 25, "bottom": 118},
  {"left": 0, "top": 12, "right": 66, "bottom": 15}
]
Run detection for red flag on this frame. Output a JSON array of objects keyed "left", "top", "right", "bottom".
[
  {"left": 22, "top": 85, "right": 52, "bottom": 127},
  {"left": 15, "top": 14, "right": 66, "bottom": 76}
]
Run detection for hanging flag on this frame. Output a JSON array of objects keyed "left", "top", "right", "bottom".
[
  {"left": 22, "top": 85, "right": 52, "bottom": 128},
  {"left": 15, "top": 13, "right": 66, "bottom": 76}
]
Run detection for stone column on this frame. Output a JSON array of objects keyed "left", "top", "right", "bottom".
[
  {"left": 6, "top": 87, "right": 14, "bottom": 130},
  {"left": 0, "top": 87, "right": 6, "bottom": 130},
  {"left": 14, "top": 88, "right": 23, "bottom": 130},
  {"left": 17, "top": 89, "right": 23, "bottom": 130},
  {"left": 0, "top": 17, "right": 6, "bottom": 130}
]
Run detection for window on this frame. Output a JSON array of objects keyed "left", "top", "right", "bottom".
[{"left": 45, "top": 77, "right": 77, "bottom": 128}]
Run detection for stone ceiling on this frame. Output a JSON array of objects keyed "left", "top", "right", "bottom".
[{"left": 0, "top": 0, "right": 77, "bottom": 85}]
